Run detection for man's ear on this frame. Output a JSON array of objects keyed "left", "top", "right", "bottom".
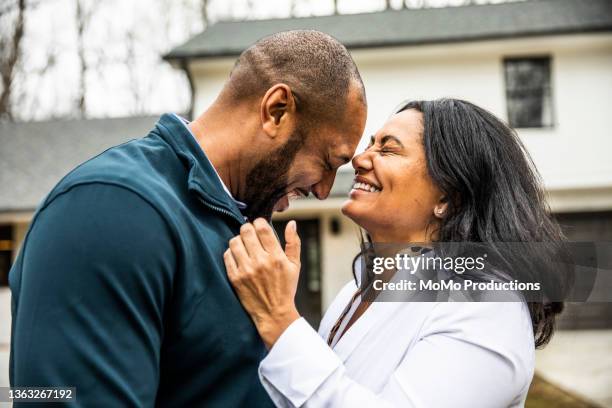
[{"left": 260, "top": 84, "right": 296, "bottom": 139}]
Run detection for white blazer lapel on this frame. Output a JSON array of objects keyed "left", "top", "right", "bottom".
[{"left": 331, "top": 299, "right": 404, "bottom": 363}]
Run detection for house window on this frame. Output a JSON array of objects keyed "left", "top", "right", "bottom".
[
  {"left": 0, "top": 225, "right": 13, "bottom": 286},
  {"left": 504, "top": 56, "right": 554, "bottom": 128}
]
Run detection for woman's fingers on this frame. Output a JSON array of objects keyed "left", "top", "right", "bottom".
[
  {"left": 228, "top": 219, "right": 299, "bottom": 277},
  {"left": 239, "top": 223, "right": 265, "bottom": 257},
  {"left": 284, "top": 220, "right": 301, "bottom": 265},
  {"left": 253, "top": 218, "right": 284, "bottom": 256},
  {"left": 230, "top": 221, "right": 281, "bottom": 274},
  {"left": 223, "top": 249, "right": 239, "bottom": 281},
  {"left": 228, "top": 235, "right": 252, "bottom": 271}
]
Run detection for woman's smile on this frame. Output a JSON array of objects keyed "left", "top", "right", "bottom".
[{"left": 350, "top": 175, "right": 382, "bottom": 196}]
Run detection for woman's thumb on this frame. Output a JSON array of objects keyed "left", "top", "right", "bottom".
[{"left": 284, "top": 220, "right": 301, "bottom": 264}]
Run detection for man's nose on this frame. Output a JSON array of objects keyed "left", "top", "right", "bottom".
[{"left": 311, "top": 171, "right": 337, "bottom": 200}]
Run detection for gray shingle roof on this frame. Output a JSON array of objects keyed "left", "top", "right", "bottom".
[
  {"left": 0, "top": 116, "right": 159, "bottom": 212},
  {"left": 165, "top": 0, "right": 612, "bottom": 61}
]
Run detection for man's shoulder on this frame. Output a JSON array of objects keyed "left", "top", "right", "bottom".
[{"left": 43, "top": 133, "right": 183, "bottom": 210}]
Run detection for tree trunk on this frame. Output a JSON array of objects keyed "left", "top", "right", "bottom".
[
  {"left": 0, "top": 0, "right": 26, "bottom": 121},
  {"left": 290, "top": 0, "right": 298, "bottom": 17},
  {"left": 75, "top": 0, "right": 87, "bottom": 117},
  {"left": 201, "top": 0, "right": 208, "bottom": 27}
]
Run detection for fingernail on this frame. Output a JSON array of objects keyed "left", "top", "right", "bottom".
[{"left": 289, "top": 220, "right": 296, "bottom": 232}]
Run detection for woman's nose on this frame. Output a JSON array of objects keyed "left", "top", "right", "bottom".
[{"left": 352, "top": 151, "right": 373, "bottom": 173}]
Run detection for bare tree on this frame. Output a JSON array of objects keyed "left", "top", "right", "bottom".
[
  {"left": 75, "top": 0, "right": 86, "bottom": 116},
  {"left": 15, "top": 45, "right": 57, "bottom": 120},
  {"left": 124, "top": 28, "right": 148, "bottom": 115},
  {"left": 201, "top": 0, "right": 208, "bottom": 27},
  {"left": 0, "top": 0, "right": 26, "bottom": 121},
  {"left": 74, "top": 0, "right": 97, "bottom": 117},
  {"left": 332, "top": 0, "right": 339, "bottom": 14},
  {"left": 290, "top": 0, "right": 299, "bottom": 17}
]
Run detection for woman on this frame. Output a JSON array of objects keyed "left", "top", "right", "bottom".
[{"left": 224, "top": 98, "right": 565, "bottom": 407}]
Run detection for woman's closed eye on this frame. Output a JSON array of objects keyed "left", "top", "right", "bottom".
[
  {"left": 374, "top": 145, "right": 402, "bottom": 156},
  {"left": 366, "top": 138, "right": 404, "bottom": 157},
  {"left": 379, "top": 146, "right": 401, "bottom": 155}
]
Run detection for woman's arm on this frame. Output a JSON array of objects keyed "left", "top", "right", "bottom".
[
  {"left": 224, "top": 219, "right": 530, "bottom": 408},
  {"left": 257, "top": 317, "right": 403, "bottom": 408},
  {"left": 257, "top": 304, "right": 531, "bottom": 408}
]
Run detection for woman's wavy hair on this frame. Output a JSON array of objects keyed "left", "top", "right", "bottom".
[{"left": 356, "top": 98, "right": 567, "bottom": 348}]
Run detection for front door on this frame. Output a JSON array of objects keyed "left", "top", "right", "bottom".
[
  {"left": 555, "top": 211, "right": 612, "bottom": 329},
  {"left": 272, "top": 219, "right": 322, "bottom": 328}
]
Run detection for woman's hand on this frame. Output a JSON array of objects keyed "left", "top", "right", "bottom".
[{"left": 224, "top": 218, "right": 301, "bottom": 349}]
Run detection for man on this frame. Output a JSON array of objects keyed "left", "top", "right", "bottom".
[{"left": 9, "top": 30, "right": 366, "bottom": 406}]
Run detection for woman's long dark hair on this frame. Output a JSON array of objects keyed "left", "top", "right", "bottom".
[{"left": 358, "top": 98, "right": 566, "bottom": 348}]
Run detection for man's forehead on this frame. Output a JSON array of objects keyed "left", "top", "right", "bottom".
[{"left": 343, "top": 90, "right": 367, "bottom": 143}]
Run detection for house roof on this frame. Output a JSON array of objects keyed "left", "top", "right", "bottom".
[
  {"left": 165, "top": 0, "right": 612, "bottom": 61},
  {"left": 0, "top": 116, "right": 159, "bottom": 212},
  {"left": 0, "top": 115, "right": 353, "bottom": 213}
]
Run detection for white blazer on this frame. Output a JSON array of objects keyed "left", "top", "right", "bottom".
[{"left": 258, "top": 280, "right": 535, "bottom": 407}]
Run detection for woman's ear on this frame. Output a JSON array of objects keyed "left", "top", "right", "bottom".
[
  {"left": 433, "top": 196, "right": 449, "bottom": 219},
  {"left": 260, "top": 84, "right": 296, "bottom": 139}
]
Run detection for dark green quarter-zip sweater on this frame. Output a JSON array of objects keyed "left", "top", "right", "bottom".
[{"left": 9, "top": 113, "right": 274, "bottom": 407}]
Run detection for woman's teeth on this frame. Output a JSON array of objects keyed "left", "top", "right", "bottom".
[{"left": 352, "top": 182, "right": 381, "bottom": 193}]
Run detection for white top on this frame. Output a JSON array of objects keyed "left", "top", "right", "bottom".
[{"left": 259, "top": 280, "right": 535, "bottom": 408}]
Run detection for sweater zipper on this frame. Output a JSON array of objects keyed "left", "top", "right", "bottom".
[
  {"left": 200, "top": 197, "right": 284, "bottom": 244},
  {"left": 198, "top": 196, "right": 245, "bottom": 226}
]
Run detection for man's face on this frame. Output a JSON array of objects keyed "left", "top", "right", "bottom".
[{"left": 242, "top": 85, "right": 366, "bottom": 221}]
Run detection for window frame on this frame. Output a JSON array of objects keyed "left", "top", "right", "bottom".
[{"left": 503, "top": 55, "right": 555, "bottom": 130}]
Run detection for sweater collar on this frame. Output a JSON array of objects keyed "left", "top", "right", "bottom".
[{"left": 154, "top": 113, "right": 245, "bottom": 225}]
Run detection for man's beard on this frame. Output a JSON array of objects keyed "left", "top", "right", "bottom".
[{"left": 241, "top": 128, "right": 307, "bottom": 221}]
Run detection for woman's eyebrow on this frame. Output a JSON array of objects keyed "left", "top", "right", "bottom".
[{"left": 380, "top": 135, "right": 404, "bottom": 147}]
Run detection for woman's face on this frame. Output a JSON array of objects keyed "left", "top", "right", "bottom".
[{"left": 341, "top": 109, "right": 446, "bottom": 243}]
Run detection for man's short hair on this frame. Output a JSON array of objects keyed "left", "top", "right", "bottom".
[{"left": 225, "top": 30, "right": 365, "bottom": 125}]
